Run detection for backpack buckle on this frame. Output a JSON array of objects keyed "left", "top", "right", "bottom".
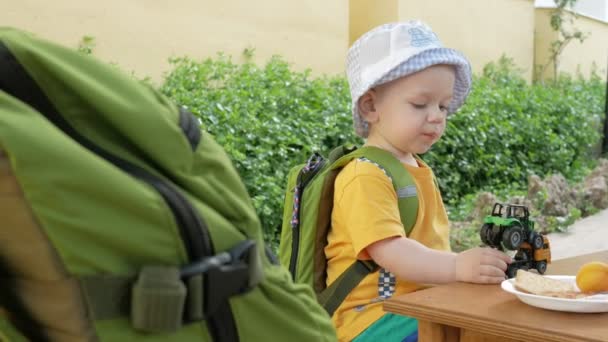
[
  {"left": 328, "top": 145, "right": 357, "bottom": 164},
  {"left": 131, "top": 266, "right": 187, "bottom": 333},
  {"left": 128, "top": 240, "right": 263, "bottom": 332},
  {"left": 180, "top": 240, "right": 263, "bottom": 322},
  {"left": 80, "top": 240, "right": 263, "bottom": 333}
]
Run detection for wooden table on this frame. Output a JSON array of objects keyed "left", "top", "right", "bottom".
[{"left": 384, "top": 250, "right": 608, "bottom": 342}]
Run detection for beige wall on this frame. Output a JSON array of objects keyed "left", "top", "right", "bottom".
[
  {"left": 2, "top": 0, "right": 349, "bottom": 84},
  {"left": 534, "top": 8, "right": 559, "bottom": 80},
  {"left": 397, "top": 0, "right": 536, "bottom": 82},
  {"left": 349, "top": 0, "right": 398, "bottom": 44},
  {"left": 535, "top": 8, "right": 608, "bottom": 80},
  {"left": 349, "top": 0, "right": 536, "bottom": 81},
  {"left": 3, "top": 1, "right": 606, "bottom": 84}
]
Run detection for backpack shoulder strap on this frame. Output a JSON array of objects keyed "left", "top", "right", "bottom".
[
  {"left": 317, "top": 260, "right": 376, "bottom": 317},
  {"left": 349, "top": 146, "right": 419, "bottom": 235}
]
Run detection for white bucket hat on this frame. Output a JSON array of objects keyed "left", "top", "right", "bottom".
[{"left": 346, "top": 20, "right": 473, "bottom": 137}]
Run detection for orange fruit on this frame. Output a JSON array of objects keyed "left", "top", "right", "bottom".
[{"left": 575, "top": 261, "right": 608, "bottom": 293}]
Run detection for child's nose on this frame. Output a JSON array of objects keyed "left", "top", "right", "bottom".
[{"left": 428, "top": 106, "right": 446, "bottom": 123}]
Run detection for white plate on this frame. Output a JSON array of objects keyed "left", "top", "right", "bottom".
[{"left": 501, "top": 275, "right": 608, "bottom": 313}]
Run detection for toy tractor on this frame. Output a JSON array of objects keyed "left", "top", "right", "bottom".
[{"left": 480, "top": 203, "right": 551, "bottom": 278}]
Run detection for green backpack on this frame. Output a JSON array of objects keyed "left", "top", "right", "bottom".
[
  {"left": 0, "top": 27, "right": 336, "bottom": 342},
  {"left": 278, "top": 145, "right": 421, "bottom": 316}
]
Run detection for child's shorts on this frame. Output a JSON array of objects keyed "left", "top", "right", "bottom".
[{"left": 352, "top": 313, "right": 417, "bottom": 342}]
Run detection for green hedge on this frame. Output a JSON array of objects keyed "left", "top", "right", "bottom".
[
  {"left": 161, "top": 55, "right": 359, "bottom": 246},
  {"left": 161, "top": 55, "right": 605, "bottom": 248},
  {"left": 424, "top": 58, "right": 605, "bottom": 201}
]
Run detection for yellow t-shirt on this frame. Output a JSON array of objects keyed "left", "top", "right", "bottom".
[{"left": 324, "top": 157, "right": 451, "bottom": 341}]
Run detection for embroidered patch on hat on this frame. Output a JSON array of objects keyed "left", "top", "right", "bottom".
[{"left": 408, "top": 27, "right": 439, "bottom": 47}]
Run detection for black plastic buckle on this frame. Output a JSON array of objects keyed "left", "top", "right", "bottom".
[
  {"left": 328, "top": 145, "right": 357, "bottom": 164},
  {"left": 180, "top": 239, "right": 262, "bottom": 322}
]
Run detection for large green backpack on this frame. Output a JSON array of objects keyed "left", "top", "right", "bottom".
[
  {"left": 278, "top": 145, "right": 420, "bottom": 316},
  {"left": 0, "top": 27, "right": 336, "bottom": 342}
]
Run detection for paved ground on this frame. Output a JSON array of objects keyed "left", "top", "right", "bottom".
[{"left": 547, "top": 209, "right": 608, "bottom": 260}]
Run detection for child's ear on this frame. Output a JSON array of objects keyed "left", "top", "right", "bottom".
[{"left": 358, "top": 89, "right": 379, "bottom": 124}]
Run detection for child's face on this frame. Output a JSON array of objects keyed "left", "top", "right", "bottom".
[{"left": 366, "top": 64, "right": 455, "bottom": 156}]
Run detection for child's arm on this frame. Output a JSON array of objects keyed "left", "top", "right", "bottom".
[{"left": 366, "top": 236, "right": 511, "bottom": 284}]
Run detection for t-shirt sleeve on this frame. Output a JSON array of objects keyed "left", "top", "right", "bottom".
[{"left": 334, "top": 164, "right": 406, "bottom": 260}]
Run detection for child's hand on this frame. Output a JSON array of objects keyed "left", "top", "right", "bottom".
[{"left": 455, "top": 247, "right": 512, "bottom": 284}]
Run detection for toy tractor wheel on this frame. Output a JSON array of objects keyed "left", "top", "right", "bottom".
[
  {"left": 506, "top": 264, "right": 519, "bottom": 278},
  {"left": 532, "top": 234, "right": 544, "bottom": 249},
  {"left": 480, "top": 224, "right": 492, "bottom": 245},
  {"left": 502, "top": 225, "right": 524, "bottom": 250},
  {"left": 536, "top": 261, "right": 548, "bottom": 274}
]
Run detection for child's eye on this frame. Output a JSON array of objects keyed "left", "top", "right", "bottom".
[
  {"left": 439, "top": 105, "right": 449, "bottom": 112},
  {"left": 412, "top": 103, "right": 426, "bottom": 109}
]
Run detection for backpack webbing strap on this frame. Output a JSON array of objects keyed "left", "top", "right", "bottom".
[
  {"left": 317, "top": 260, "right": 378, "bottom": 317},
  {"left": 80, "top": 240, "right": 263, "bottom": 333},
  {"left": 80, "top": 276, "right": 133, "bottom": 320}
]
